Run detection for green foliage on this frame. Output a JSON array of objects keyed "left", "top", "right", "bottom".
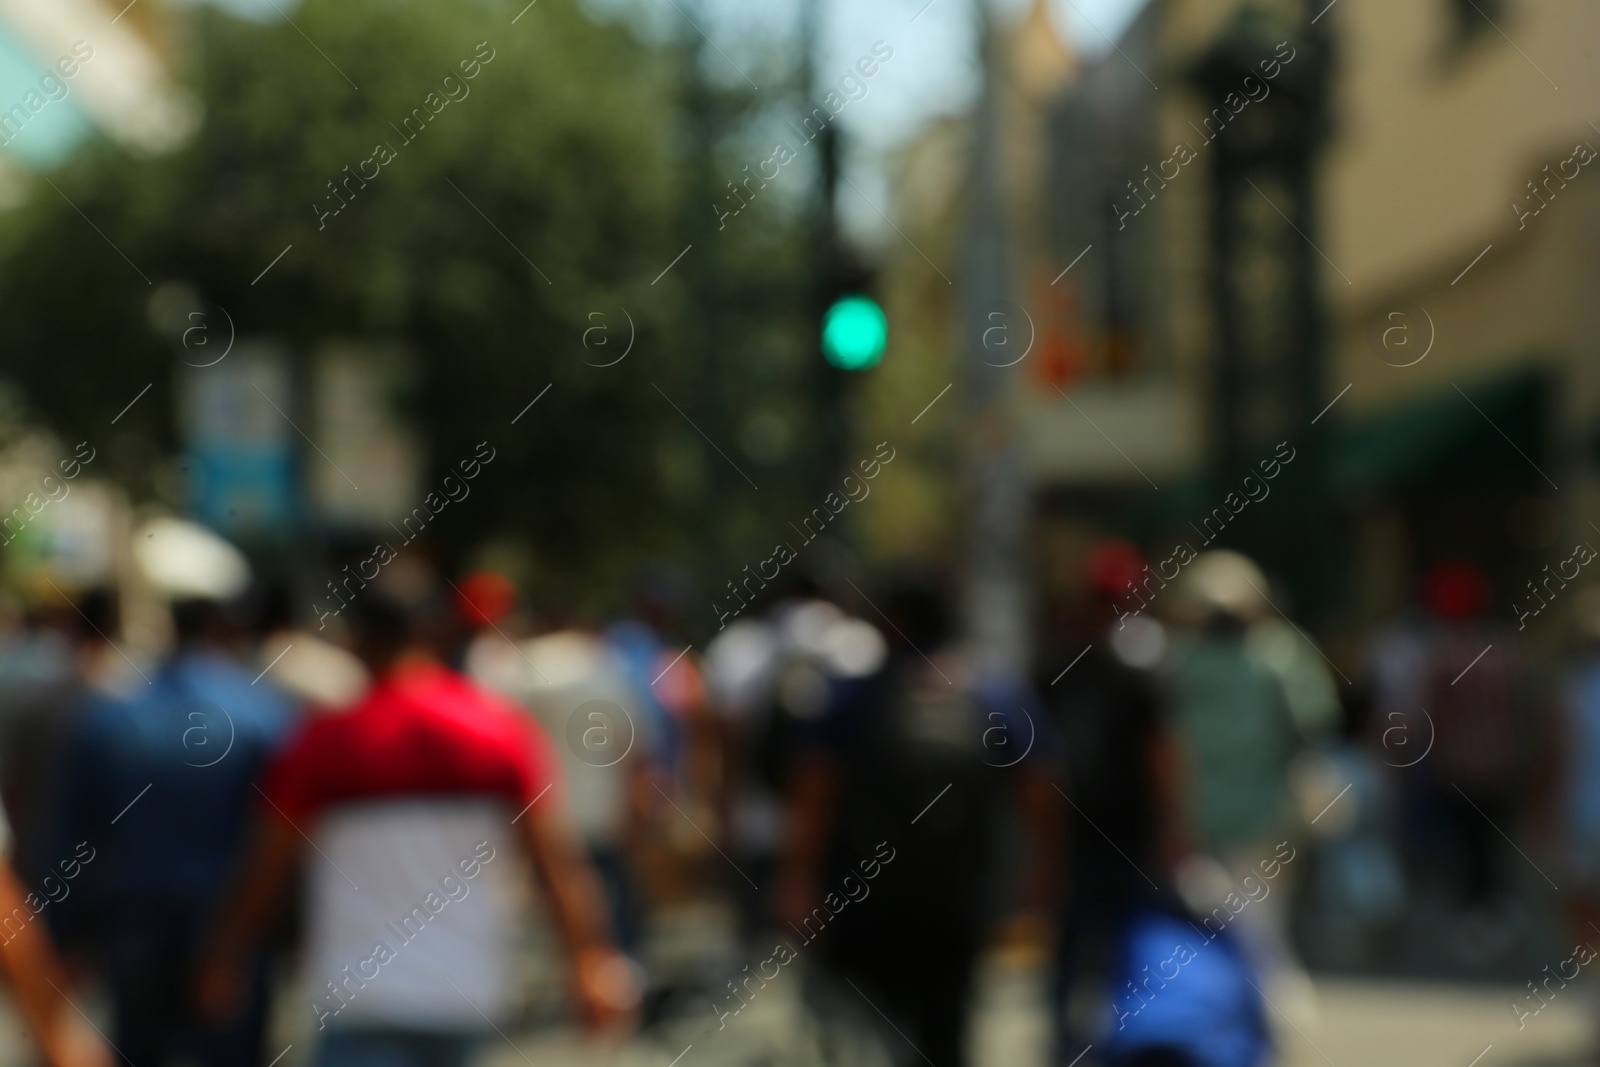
[{"left": 0, "top": 0, "right": 820, "bottom": 622}]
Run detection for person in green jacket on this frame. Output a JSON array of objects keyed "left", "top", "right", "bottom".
[{"left": 1164, "top": 550, "right": 1319, "bottom": 1033}]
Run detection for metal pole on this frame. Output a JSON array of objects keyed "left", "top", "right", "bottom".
[{"left": 962, "top": 0, "right": 1028, "bottom": 670}]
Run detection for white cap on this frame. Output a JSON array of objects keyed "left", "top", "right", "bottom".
[
  {"left": 133, "top": 516, "right": 251, "bottom": 601},
  {"left": 1179, "top": 549, "right": 1269, "bottom": 622}
]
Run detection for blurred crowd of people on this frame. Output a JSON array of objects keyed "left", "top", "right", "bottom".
[{"left": 0, "top": 518, "right": 1589, "bottom": 1067}]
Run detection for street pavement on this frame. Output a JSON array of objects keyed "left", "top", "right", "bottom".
[
  {"left": 466, "top": 961, "right": 1596, "bottom": 1067},
  {"left": 0, "top": 952, "right": 1589, "bottom": 1066}
]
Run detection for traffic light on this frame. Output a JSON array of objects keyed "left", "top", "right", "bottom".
[{"left": 821, "top": 294, "right": 886, "bottom": 371}]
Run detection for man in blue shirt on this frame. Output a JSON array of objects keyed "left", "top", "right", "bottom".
[{"left": 48, "top": 594, "right": 293, "bottom": 1067}]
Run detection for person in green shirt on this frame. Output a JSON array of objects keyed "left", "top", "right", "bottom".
[{"left": 1164, "top": 550, "right": 1319, "bottom": 1033}]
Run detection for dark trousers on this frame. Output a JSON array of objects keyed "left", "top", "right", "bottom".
[
  {"left": 1440, "top": 785, "right": 1515, "bottom": 906},
  {"left": 851, "top": 956, "right": 974, "bottom": 1067},
  {"left": 822, "top": 918, "right": 980, "bottom": 1067},
  {"left": 108, "top": 910, "right": 270, "bottom": 1067},
  {"left": 589, "top": 845, "right": 642, "bottom": 954},
  {"left": 312, "top": 1029, "right": 479, "bottom": 1067}
]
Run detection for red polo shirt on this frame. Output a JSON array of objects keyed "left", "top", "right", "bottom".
[{"left": 260, "top": 660, "right": 557, "bottom": 822}]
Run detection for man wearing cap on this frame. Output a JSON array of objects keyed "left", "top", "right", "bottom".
[{"left": 1164, "top": 550, "right": 1316, "bottom": 1030}]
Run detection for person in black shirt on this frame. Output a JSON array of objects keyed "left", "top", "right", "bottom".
[
  {"left": 776, "top": 574, "right": 1054, "bottom": 1067},
  {"left": 1037, "top": 541, "right": 1185, "bottom": 1062}
]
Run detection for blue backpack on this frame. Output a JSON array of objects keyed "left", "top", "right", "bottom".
[{"left": 1101, "top": 908, "right": 1272, "bottom": 1067}]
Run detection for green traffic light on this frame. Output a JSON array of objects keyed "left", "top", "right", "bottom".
[{"left": 821, "top": 295, "right": 887, "bottom": 370}]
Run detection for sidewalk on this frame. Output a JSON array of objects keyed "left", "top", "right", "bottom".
[
  {"left": 467, "top": 968, "right": 1597, "bottom": 1067},
  {"left": 0, "top": 961, "right": 1586, "bottom": 1067}
]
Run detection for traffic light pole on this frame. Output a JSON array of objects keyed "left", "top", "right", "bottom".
[
  {"left": 961, "top": 0, "right": 1029, "bottom": 671},
  {"left": 805, "top": 0, "right": 853, "bottom": 507}
]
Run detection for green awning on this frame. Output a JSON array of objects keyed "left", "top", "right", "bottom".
[
  {"left": 1125, "top": 368, "right": 1549, "bottom": 536},
  {"left": 1328, "top": 368, "right": 1547, "bottom": 494}
]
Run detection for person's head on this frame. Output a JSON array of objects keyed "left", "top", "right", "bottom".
[
  {"left": 19, "top": 581, "right": 102, "bottom": 639},
  {"left": 171, "top": 597, "right": 224, "bottom": 647},
  {"left": 233, "top": 578, "right": 293, "bottom": 642},
  {"left": 452, "top": 570, "right": 517, "bottom": 632},
  {"left": 788, "top": 572, "right": 826, "bottom": 602},
  {"left": 72, "top": 587, "right": 118, "bottom": 642},
  {"left": 878, "top": 570, "right": 952, "bottom": 653},
  {"left": 345, "top": 588, "right": 416, "bottom": 672},
  {"left": 1085, "top": 538, "right": 1145, "bottom": 628},
  {"left": 627, "top": 562, "right": 695, "bottom": 632},
  {"left": 771, "top": 566, "right": 829, "bottom": 609},
  {"left": 133, "top": 518, "right": 251, "bottom": 632},
  {"left": 1177, "top": 550, "right": 1268, "bottom": 633}
]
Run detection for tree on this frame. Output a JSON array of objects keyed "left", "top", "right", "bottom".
[{"left": 0, "top": 0, "right": 819, "bottom": 627}]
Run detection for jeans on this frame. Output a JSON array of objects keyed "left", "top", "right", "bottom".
[
  {"left": 106, "top": 907, "right": 270, "bottom": 1067},
  {"left": 589, "top": 845, "right": 641, "bottom": 953},
  {"left": 312, "top": 1029, "right": 480, "bottom": 1067}
]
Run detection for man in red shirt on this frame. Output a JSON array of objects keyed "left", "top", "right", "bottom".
[{"left": 199, "top": 590, "right": 632, "bottom": 1065}]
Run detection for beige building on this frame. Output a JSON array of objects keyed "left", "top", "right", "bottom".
[
  {"left": 865, "top": 0, "right": 1600, "bottom": 633},
  {"left": 1310, "top": 0, "right": 1600, "bottom": 625},
  {"left": 1158, "top": 0, "right": 1600, "bottom": 627}
]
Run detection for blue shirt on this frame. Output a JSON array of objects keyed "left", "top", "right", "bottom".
[
  {"left": 49, "top": 648, "right": 293, "bottom": 921},
  {"left": 603, "top": 620, "right": 676, "bottom": 769}
]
